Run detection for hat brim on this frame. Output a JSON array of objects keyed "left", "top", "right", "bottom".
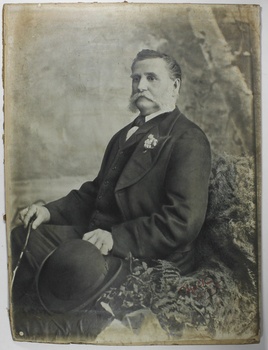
[{"left": 37, "top": 248, "right": 124, "bottom": 315}]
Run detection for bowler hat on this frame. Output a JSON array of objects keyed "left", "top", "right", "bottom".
[{"left": 37, "top": 239, "right": 125, "bottom": 314}]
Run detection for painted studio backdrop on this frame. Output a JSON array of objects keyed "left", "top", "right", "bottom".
[{"left": 4, "top": 3, "right": 260, "bottom": 344}]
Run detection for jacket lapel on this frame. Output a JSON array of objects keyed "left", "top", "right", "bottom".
[
  {"left": 118, "top": 123, "right": 133, "bottom": 149},
  {"left": 115, "top": 108, "right": 181, "bottom": 191}
]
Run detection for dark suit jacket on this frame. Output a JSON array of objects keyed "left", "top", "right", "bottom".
[{"left": 45, "top": 108, "right": 211, "bottom": 274}]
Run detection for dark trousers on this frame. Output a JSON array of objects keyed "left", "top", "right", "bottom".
[{"left": 11, "top": 224, "right": 88, "bottom": 302}]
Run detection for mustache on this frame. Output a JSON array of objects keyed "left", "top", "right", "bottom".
[
  {"left": 129, "top": 91, "right": 155, "bottom": 104},
  {"left": 128, "top": 91, "right": 160, "bottom": 113}
]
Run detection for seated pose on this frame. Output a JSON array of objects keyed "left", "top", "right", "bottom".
[{"left": 12, "top": 50, "right": 211, "bottom": 307}]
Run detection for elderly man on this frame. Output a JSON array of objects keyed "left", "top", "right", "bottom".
[{"left": 12, "top": 50, "right": 211, "bottom": 302}]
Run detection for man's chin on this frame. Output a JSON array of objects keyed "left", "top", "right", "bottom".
[{"left": 135, "top": 97, "right": 157, "bottom": 111}]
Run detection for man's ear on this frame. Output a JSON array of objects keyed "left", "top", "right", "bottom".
[{"left": 173, "top": 79, "right": 181, "bottom": 95}]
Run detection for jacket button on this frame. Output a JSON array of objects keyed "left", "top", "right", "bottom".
[
  {"left": 95, "top": 210, "right": 99, "bottom": 214},
  {"left": 98, "top": 195, "right": 102, "bottom": 199},
  {"left": 119, "top": 151, "right": 124, "bottom": 155},
  {"left": 104, "top": 180, "right": 109, "bottom": 185},
  {"left": 112, "top": 166, "right": 117, "bottom": 170}
]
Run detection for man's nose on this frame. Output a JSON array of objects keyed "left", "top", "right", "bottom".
[{"left": 137, "top": 77, "right": 147, "bottom": 92}]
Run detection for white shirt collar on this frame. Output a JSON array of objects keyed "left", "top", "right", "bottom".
[
  {"left": 144, "top": 107, "right": 175, "bottom": 123},
  {"left": 126, "top": 107, "right": 175, "bottom": 141}
]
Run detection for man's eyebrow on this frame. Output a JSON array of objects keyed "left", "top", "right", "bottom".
[
  {"left": 130, "top": 73, "right": 140, "bottom": 78},
  {"left": 130, "top": 72, "right": 159, "bottom": 78},
  {"left": 144, "top": 72, "right": 158, "bottom": 77}
]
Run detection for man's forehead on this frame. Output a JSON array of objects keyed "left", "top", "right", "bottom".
[{"left": 131, "top": 58, "right": 169, "bottom": 74}]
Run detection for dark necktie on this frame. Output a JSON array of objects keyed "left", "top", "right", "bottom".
[
  {"left": 132, "top": 115, "right": 146, "bottom": 128},
  {"left": 125, "top": 115, "right": 146, "bottom": 142}
]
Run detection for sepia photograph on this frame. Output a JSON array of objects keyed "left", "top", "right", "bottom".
[{"left": 3, "top": 2, "right": 262, "bottom": 346}]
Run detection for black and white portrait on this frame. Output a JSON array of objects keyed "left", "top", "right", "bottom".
[{"left": 3, "top": 3, "right": 261, "bottom": 346}]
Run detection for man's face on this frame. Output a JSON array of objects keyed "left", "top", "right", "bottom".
[{"left": 130, "top": 58, "right": 178, "bottom": 116}]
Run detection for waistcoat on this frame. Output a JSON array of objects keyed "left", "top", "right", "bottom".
[{"left": 88, "top": 140, "right": 138, "bottom": 232}]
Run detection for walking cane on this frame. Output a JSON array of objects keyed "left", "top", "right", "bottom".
[{"left": 11, "top": 216, "right": 35, "bottom": 288}]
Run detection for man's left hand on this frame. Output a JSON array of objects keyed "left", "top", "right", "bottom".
[{"left": 82, "top": 229, "right": 113, "bottom": 255}]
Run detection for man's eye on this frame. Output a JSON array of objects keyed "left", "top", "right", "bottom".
[
  {"left": 132, "top": 77, "right": 140, "bottom": 83},
  {"left": 147, "top": 76, "right": 156, "bottom": 81}
]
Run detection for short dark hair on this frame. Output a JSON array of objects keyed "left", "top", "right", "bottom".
[{"left": 131, "top": 49, "right": 182, "bottom": 82}]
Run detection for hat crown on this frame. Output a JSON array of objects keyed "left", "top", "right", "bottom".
[
  {"left": 38, "top": 238, "right": 124, "bottom": 314},
  {"left": 42, "top": 240, "right": 107, "bottom": 300}
]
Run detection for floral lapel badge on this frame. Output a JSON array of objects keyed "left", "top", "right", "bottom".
[{"left": 144, "top": 134, "right": 158, "bottom": 153}]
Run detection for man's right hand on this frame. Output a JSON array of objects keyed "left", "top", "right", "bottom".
[{"left": 19, "top": 205, "right": 51, "bottom": 230}]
